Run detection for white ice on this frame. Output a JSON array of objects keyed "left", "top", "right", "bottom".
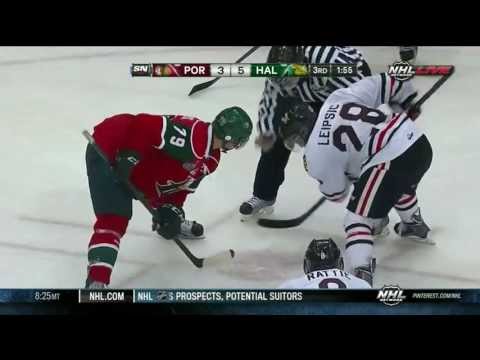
[{"left": 0, "top": 46, "right": 478, "bottom": 289}]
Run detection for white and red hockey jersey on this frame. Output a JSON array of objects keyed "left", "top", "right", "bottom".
[
  {"left": 303, "top": 73, "right": 421, "bottom": 201},
  {"left": 279, "top": 268, "right": 371, "bottom": 289}
]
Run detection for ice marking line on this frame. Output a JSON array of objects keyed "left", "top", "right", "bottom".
[
  {"left": 18, "top": 208, "right": 237, "bottom": 287},
  {"left": 95, "top": 208, "right": 239, "bottom": 287},
  {"left": 0, "top": 47, "right": 245, "bottom": 67},
  {"left": 0, "top": 240, "right": 156, "bottom": 267},
  {"left": 115, "top": 265, "right": 157, "bottom": 288},
  {"left": 18, "top": 208, "right": 237, "bottom": 241},
  {"left": 0, "top": 49, "right": 162, "bottom": 66},
  {"left": 376, "top": 264, "right": 480, "bottom": 286},
  {"left": 18, "top": 215, "right": 154, "bottom": 239},
  {"left": 21, "top": 212, "right": 478, "bottom": 285}
]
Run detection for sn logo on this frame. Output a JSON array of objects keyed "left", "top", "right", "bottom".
[{"left": 133, "top": 65, "right": 149, "bottom": 72}]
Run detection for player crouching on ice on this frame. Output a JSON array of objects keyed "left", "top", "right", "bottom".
[
  {"left": 279, "top": 239, "right": 371, "bottom": 289},
  {"left": 277, "top": 73, "right": 433, "bottom": 286},
  {"left": 85, "top": 107, "right": 253, "bottom": 288}
]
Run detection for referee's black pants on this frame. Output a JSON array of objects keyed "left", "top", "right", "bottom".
[
  {"left": 253, "top": 137, "right": 292, "bottom": 201},
  {"left": 252, "top": 102, "right": 323, "bottom": 202}
]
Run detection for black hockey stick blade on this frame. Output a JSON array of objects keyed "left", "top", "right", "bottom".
[
  {"left": 188, "top": 78, "right": 220, "bottom": 96},
  {"left": 173, "top": 238, "right": 235, "bottom": 268},
  {"left": 257, "top": 197, "right": 327, "bottom": 229},
  {"left": 188, "top": 46, "right": 261, "bottom": 96},
  {"left": 81, "top": 130, "right": 235, "bottom": 269}
]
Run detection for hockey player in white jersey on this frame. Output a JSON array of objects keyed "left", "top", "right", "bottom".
[
  {"left": 279, "top": 238, "right": 371, "bottom": 289},
  {"left": 278, "top": 73, "right": 433, "bottom": 286}
]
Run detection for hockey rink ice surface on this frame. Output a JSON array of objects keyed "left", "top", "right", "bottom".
[{"left": 0, "top": 46, "right": 478, "bottom": 289}]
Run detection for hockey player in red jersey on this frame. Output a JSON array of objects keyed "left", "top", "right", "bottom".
[{"left": 85, "top": 107, "right": 253, "bottom": 288}]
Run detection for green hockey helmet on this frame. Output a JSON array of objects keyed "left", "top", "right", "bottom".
[{"left": 212, "top": 106, "right": 253, "bottom": 151}]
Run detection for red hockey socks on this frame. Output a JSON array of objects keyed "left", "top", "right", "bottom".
[{"left": 87, "top": 214, "right": 129, "bottom": 285}]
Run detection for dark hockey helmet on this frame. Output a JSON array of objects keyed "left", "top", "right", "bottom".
[
  {"left": 304, "top": 238, "right": 343, "bottom": 274},
  {"left": 267, "top": 46, "right": 305, "bottom": 63},
  {"left": 267, "top": 46, "right": 305, "bottom": 89},
  {"left": 278, "top": 101, "right": 317, "bottom": 151},
  {"left": 212, "top": 106, "right": 253, "bottom": 151}
]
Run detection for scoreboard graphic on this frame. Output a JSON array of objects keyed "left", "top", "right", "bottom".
[
  {"left": 130, "top": 63, "right": 358, "bottom": 78},
  {"left": 131, "top": 63, "right": 456, "bottom": 79}
]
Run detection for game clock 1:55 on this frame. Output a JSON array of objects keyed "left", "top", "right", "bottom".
[{"left": 331, "top": 64, "right": 357, "bottom": 76}]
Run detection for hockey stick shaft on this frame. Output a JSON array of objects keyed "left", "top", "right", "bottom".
[
  {"left": 188, "top": 46, "right": 261, "bottom": 96},
  {"left": 257, "top": 197, "right": 326, "bottom": 229},
  {"left": 82, "top": 130, "right": 208, "bottom": 268},
  {"left": 411, "top": 66, "right": 455, "bottom": 110}
]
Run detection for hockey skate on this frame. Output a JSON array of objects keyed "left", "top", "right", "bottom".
[
  {"left": 394, "top": 208, "right": 434, "bottom": 245},
  {"left": 353, "top": 258, "right": 376, "bottom": 287},
  {"left": 178, "top": 219, "right": 205, "bottom": 240},
  {"left": 239, "top": 196, "right": 275, "bottom": 221}
]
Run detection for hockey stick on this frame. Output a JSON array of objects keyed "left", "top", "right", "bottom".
[
  {"left": 256, "top": 67, "right": 455, "bottom": 229},
  {"left": 82, "top": 130, "right": 235, "bottom": 268},
  {"left": 410, "top": 65, "right": 455, "bottom": 111},
  {"left": 257, "top": 197, "right": 327, "bottom": 229},
  {"left": 188, "top": 46, "right": 261, "bottom": 96}
]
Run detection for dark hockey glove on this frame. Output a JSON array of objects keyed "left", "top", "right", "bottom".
[
  {"left": 407, "top": 104, "right": 422, "bottom": 121},
  {"left": 152, "top": 204, "right": 185, "bottom": 240}
]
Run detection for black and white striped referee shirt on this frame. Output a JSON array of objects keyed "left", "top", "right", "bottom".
[{"left": 258, "top": 46, "right": 369, "bottom": 138}]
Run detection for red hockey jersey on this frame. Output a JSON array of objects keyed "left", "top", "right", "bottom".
[{"left": 92, "top": 113, "right": 221, "bottom": 208}]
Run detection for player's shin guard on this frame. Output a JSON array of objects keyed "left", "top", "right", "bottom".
[
  {"left": 344, "top": 211, "right": 375, "bottom": 285},
  {"left": 394, "top": 194, "right": 419, "bottom": 223},
  {"left": 344, "top": 225, "right": 374, "bottom": 272},
  {"left": 86, "top": 214, "right": 129, "bottom": 286}
]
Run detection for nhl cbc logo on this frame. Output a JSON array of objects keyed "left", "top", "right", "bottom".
[
  {"left": 377, "top": 285, "right": 407, "bottom": 306},
  {"left": 388, "top": 61, "right": 415, "bottom": 81}
]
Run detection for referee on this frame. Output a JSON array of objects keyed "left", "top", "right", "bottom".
[{"left": 240, "top": 46, "right": 372, "bottom": 219}]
